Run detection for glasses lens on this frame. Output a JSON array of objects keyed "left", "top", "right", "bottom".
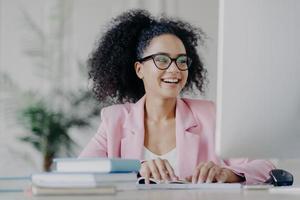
[
  {"left": 153, "top": 55, "right": 171, "bottom": 69},
  {"left": 176, "top": 55, "right": 189, "bottom": 70}
]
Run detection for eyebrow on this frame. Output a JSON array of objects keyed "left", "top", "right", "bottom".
[{"left": 154, "top": 52, "right": 187, "bottom": 57}]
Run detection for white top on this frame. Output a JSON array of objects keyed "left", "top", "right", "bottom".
[{"left": 142, "top": 147, "right": 178, "bottom": 174}]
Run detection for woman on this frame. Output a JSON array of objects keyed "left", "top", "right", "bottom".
[{"left": 80, "top": 9, "right": 275, "bottom": 184}]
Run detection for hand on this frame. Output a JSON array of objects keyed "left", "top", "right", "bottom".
[
  {"left": 139, "top": 158, "right": 179, "bottom": 184},
  {"left": 189, "top": 161, "right": 244, "bottom": 184}
]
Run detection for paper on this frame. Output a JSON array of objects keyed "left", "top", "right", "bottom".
[
  {"left": 269, "top": 186, "right": 300, "bottom": 194},
  {"left": 137, "top": 183, "right": 241, "bottom": 190}
]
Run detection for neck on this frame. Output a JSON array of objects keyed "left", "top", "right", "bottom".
[{"left": 144, "top": 95, "right": 176, "bottom": 122}]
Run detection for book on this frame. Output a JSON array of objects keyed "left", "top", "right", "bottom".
[
  {"left": 31, "top": 172, "right": 138, "bottom": 188},
  {"left": 53, "top": 158, "right": 141, "bottom": 173},
  {"left": 136, "top": 177, "right": 242, "bottom": 190},
  {"left": 0, "top": 176, "right": 31, "bottom": 193},
  {"left": 31, "top": 185, "right": 116, "bottom": 196},
  {"left": 137, "top": 177, "right": 189, "bottom": 184}
]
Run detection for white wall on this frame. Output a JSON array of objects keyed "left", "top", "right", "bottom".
[
  {"left": 217, "top": 0, "right": 300, "bottom": 184},
  {"left": 1, "top": 0, "right": 299, "bottom": 185},
  {"left": 0, "top": 0, "right": 218, "bottom": 176}
]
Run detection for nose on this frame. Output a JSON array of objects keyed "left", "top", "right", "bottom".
[{"left": 166, "top": 60, "right": 180, "bottom": 72}]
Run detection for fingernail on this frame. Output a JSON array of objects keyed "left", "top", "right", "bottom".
[
  {"left": 198, "top": 179, "right": 204, "bottom": 183},
  {"left": 206, "top": 179, "right": 212, "bottom": 183}
]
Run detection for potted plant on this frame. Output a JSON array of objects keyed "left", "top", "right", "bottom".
[
  {"left": 19, "top": 97, "right": 94, "bottom": 171},
  {"left": 16, "top": 2, "right": 100, "bottom": 171}
]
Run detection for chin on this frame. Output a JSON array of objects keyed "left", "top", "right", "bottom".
[{"left": 160, "top": 91, "right": 181, "bottom": 99}]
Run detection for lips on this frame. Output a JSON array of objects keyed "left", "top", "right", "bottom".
[{"left": 161, "top": 78, "right": 180, "bottom": 84}]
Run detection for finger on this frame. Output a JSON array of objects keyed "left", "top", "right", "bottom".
[
  {"left": 164, "top": 160, "right": 178, "bottom": 181},
  {"left": 185, "top": 176, "right": 192, "bottom": 182},
  {"left": 139, "top": 162, "right": 148, "bottom": 176},
  {"left": 192, "top": 162, "right": 203, "bottom": 184},
  {"left": 147, "top": 160, "right": 162, "bottom": 181},
  {"left": 206, "top": 166, "right": 221, "bottom": 183},
  {"left": 144, "top": 166, "right": 151, "bottom": 184},
  {"left": 215, "top": 169, "right": 228, "bottom": 183},
  {"left": 139, "top": 162, "right": 151, "bottom": 184},
  {"left": 154, "top": 158, "right": 170, "bottom": 181},
  {"left": 198, "top": 161, "right": 215, "bottom": 183}
]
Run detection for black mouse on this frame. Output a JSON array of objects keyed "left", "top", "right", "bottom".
[{"left": 265, "top": 169, "right": 293, "bottom": 186}]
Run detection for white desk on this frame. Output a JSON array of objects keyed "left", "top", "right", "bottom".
[
  {"left": 1, "top": 178, "right": 299, "bottom": 200},
  {"left": 1, "top": 189, "right": 300, "bottom": 200}
]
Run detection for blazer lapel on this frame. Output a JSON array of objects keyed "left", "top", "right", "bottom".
[
  {"left": 121, "top": 96, "right": 146, "bottom": 160},
  {"left": 176, "top": 98, "right": 202, "bottom": 178},
  {"left": 121, "top": 96, "right": 202, "bottom": 179}
]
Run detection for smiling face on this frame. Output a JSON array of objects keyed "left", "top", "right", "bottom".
[{"left": 135, "top": 34, "right": 188, "bottom": 100}]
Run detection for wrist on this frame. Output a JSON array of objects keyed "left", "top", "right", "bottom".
[{"left": 227, "top": 169, "right": 245, "bottom": 183}]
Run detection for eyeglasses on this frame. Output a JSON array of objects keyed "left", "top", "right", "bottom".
[{"left": 138, "top": 53, "right": 192, "bottom": 71}]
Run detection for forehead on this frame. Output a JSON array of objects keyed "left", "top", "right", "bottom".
[{"left": 143, "top": 34, "right": 186, "bottom": 56}]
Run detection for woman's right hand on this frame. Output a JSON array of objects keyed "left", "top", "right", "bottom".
[{"left": 139, "top": 158, "right": 178, "bottom": 184}]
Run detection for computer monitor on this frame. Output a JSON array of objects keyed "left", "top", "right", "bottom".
[{"left": 215, "top": 0, "right": 300, "bottom": 159}]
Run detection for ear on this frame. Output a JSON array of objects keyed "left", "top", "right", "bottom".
[{"left": 134, "top": 61, "right": 144, "bottom": 79}]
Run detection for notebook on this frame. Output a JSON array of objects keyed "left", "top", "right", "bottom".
[
  {"left": 53, "top": 158, "right": 141, "bottom": 173},
  {"left": 136, "top": 177, "right": 242, "bottom": 190},
  {"left": 31, "top": 185, "right": 116, "bottom": 196},
  {"left": 0, "top": 176, "right": 31, "bottom": 193},
  {"left": 31, "top": 172, "right": 138, "bottom": 188},
  {"left": 137, "top": 177, "right": 189, "bottom": 184}
]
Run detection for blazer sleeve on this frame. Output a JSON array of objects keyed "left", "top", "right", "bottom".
[
  {"left": 79, "top": 108, "right": 108, "bottom": 158},
  {"left": 222, "top": 159, "right": 276, "bottom": 184},
  {"left": 204, "top": 100, "right": 276, "bottom": 184}
]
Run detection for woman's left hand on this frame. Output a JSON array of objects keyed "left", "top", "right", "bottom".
[{"left": 187, "top": 161, "right": 244, "bottom": 184}]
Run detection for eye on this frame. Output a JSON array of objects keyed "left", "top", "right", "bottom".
[
  {"left": 154, "top": 55, "right": 169, "bottom": 63},
  {"left": 177, "top": 56, "right": 188, "bottom": 64}
]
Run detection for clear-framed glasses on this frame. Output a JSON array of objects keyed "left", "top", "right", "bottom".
[{"left": 138, "top": 53, "right": 192, "bottom": 71}]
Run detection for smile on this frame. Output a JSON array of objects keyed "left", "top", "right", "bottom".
[{"left": 161, "top": 78, "right": 180, "bottom": 84}]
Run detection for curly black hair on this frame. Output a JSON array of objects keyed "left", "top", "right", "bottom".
[{"left": 88, "top": 9, "right": 207, "bottom": 105}]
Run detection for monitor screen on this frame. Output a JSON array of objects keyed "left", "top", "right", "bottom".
[{"left": 215, "top": 0, "right": 300, "bottom": 159}]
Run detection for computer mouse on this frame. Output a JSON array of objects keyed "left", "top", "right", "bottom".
[{"left": 265, "top": 169, "right": 293, "bottom": 186}]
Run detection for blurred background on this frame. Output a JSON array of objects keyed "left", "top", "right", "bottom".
[
  {"left": 1, "top": 0, "right": 299, "bottom": 183},
  {"left": 0, "top": 0, "right": 219, "bottom": 176}
]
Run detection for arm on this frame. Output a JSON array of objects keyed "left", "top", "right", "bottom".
[
  {"left": 191, "top": 100, "right": 276, "bottom": 184},
  {"left": 222, "top": 159, "right": 276, "bottom": 184},
  {"left": 79, "top": 109, "right": 108, "bottom": 158},
  {"left": 208, "top": 100, "right": 276, "bottom": 184},
  {"left": 189, "top": 159, "right": 276, "bottom": 184}
]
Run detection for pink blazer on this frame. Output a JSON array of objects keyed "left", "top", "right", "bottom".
[{"left": 79, "top": 96, "right": 275, "bottom": 184}]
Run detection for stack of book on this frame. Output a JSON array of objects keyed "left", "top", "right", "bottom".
[
  {"left": 31, "top": 158, "right": 140, "bottom": 195},
  {"left": 0, "top": 176, "right": 31, "bottom": 193}
]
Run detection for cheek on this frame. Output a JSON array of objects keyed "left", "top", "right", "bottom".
[
  {"left": 142, "top": 65, "right": 162, "bottom": 85},
  {"left": 182, "top": 72, "right": 188, "bottom": 86}
]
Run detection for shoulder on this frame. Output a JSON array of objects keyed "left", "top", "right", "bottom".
[
  {"left": 180, "top": 98, "right": 216, "bottom": 121},
  {"left": 100, "top": 103, "right": 132, "bottom": 121},
  {"left": 181, "top": 98, "right": 215, "bottom": 113}
]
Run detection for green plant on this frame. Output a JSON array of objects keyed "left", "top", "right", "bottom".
[
  {"left": 19, "top": 99, "right": 91, "bottom": 171},
  {"left": 16, "top": 1, "right": 100, "bottom": 171}
]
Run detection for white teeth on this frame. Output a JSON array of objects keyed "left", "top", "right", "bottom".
[{"left": 162, "top": 78, "right": 179, "bottom": 83}]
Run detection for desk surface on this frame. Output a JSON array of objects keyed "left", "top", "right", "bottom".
[{"left": 1, "top": 189, "right": 300, "bottom": 200}]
